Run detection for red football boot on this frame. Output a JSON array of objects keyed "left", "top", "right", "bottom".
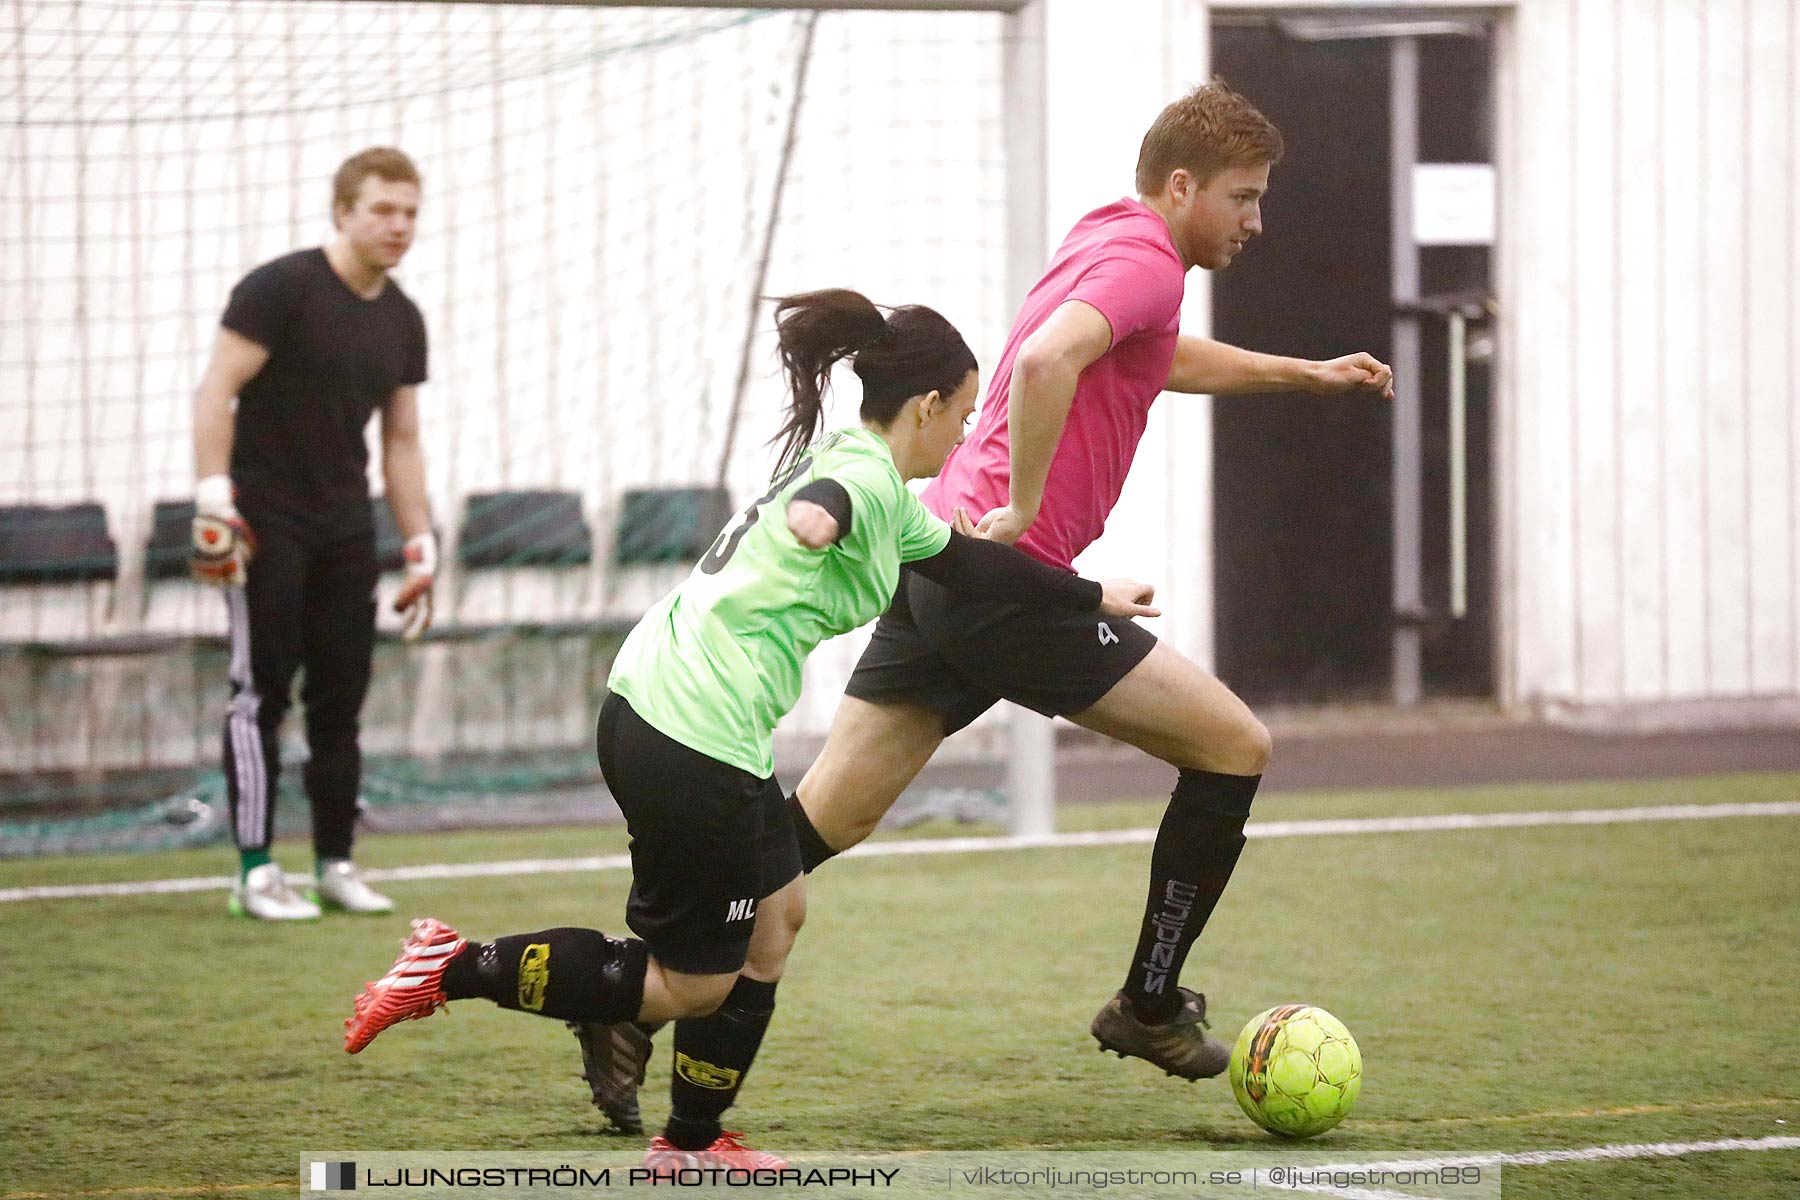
[
  {"left": 343, "top": 917, "right": 467, "bottom": 1053},
  {"left": 643, "top": 1131, "right": 787, "bottom": 1172}
]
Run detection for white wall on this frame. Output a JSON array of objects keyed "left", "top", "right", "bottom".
[{"left": 1498, "top": 0, "right": 1800, "bottom": 715}]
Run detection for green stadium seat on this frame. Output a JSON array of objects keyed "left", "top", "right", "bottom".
[
  {"left": 458, "top": 490, "right": 593, "bottom": 568},
  {"left": 613, "top": 486, "right": 732, "bottom": 566},
  {"left": 0, "top": 503, "right": 118, "bottom": 584},
  {"left": 0, "top": 503, "right": 168, "bottom": 655},
  {"left": 144, "top": 500, "right": 194, "bottom": 581}
]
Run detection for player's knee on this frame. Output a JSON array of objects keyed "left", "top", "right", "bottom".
[
  {"left": 775, "top": 887, "right": 806, "bottom": 939},
  {"left": 1181, "top": 713, "right": 1271, "bottom": 776},
  {"left": 832, "top": 808, "right": 882, "bottom": 850},
  {"left": 1236, "top": 717, "right": 1273, "bottom": 775},
  {"left": 657, "top": 968, "right": 737, "bottom": 1019},
  {"left": 800, "top": 786, "right": 878, "bottom": 852},
  {"left": 743, "top": 889, "right": 805, "bottom": 978}
]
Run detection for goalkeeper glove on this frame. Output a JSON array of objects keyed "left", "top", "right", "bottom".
[
  {"left": 393, "top": 532, "right": 436, "bottom": 641},
  {"left": 190, "top": 474, "right": 256, "bottom": 587}
]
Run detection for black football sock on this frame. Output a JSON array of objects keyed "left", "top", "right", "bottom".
[
  {"left": 440, "top": 928, "right": 647, "bottom": 1024},
  {"left": 788, "top": 792, "right": 839, "bottom": 873},
  {"left": 1121, "top": 769, "right": 1261, "bottom": 1024},
  {"left": 662, "top": 976, "right": 779, "bottom": 1150}
]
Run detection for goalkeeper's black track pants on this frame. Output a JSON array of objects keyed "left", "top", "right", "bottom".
[{"left": 220, "top": 500, "right": 378, "bottom": 859}]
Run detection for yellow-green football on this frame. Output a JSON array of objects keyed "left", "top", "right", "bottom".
[{"left": 1228, "top": 1004, "right": 1362, "bottom": 1137}]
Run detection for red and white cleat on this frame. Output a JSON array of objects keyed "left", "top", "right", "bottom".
[
  {"left": 643, "top": 1131, "right": 788, "bottom": 1173},
  {"left": 343, "top": 918, "right": 467, "bottom": 1054}
]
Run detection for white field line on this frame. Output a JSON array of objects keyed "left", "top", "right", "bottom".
[
  {"left": 1308, "top": 1134, "right": 1800, "bottom": 1172},
  {"left": 2, "top": 799, "right": 1797, "bottom": 904},
  {"left": 1268, "top": 1135, "right": 1800, "bottom": 1199}
]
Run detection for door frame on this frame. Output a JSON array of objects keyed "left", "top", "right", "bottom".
[{"left": 1204, "top": 0, "right": 1519, "bottom": 710}]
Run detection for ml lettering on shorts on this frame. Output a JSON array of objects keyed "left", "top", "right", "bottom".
[
  {"left": 1139, "top": 879, "right": 1199, "bottom": 996},
  {"left": 725, "top": 897, "right": 757, "bottom": 923}
]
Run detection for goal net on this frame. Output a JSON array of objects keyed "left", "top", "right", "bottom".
[{"left": 1, "top": 0, "right": 1024, "bottom": 853}]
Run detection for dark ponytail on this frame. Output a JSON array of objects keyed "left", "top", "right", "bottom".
[
  {"left": 769, "top": 288, "right": 977, "bottom": 479},
  {"left": 771, "top": 289, "right": 888, "bottom": 480}
]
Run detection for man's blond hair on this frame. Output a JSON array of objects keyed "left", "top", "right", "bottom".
[{"left": 1135, "top": 80, "right": 1283, "bottom": 195}]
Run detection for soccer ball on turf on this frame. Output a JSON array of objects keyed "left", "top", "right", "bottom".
[{"left": 1228, "top": 1004, "right": 1362, "bottom": 1138}]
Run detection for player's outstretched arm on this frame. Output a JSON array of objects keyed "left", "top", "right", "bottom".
[
  {"left": 1165, "top": 334, "right": 1394, "bottom": 399},
  {"left": 1096, "top": 577, "right": 1161, "bottom": 620},
  {"left": 908, "top": 531, "right": 1157, "bottom": 619}
]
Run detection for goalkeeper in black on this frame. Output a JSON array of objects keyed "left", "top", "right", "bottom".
[{"left": 190, "top": 147, "right": 436, "bottom": 921}]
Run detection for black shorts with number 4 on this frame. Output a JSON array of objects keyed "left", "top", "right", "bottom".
[
  {"left": 595, "top": 692, "right": 801, "bottom": 976},
  {"left": 845, "top": 569, "right": 1158, "bottom": 735}
]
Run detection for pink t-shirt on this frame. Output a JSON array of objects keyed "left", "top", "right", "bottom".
[{"left": 921, "top": 198, "right": 1186, "bottom": 571}]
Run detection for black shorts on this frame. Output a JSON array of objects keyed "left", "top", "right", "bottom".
[
  {"left": 844, "top": 570, "right": 1158, "bottom": 735},
  {"left": 594, "top": 692, "right": 802, "bottom": 975}
]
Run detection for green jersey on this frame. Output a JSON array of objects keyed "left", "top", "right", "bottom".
[{"left": 608, "top": 428, "right": 952, "bottom": 776}]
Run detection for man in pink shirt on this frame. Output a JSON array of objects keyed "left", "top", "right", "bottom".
[{"left": 782, "top": 80, "right": 1394, "bottom": 1082}]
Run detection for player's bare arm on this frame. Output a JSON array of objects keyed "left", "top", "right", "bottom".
[
  {"left": 1164, "top": 334, "right": 1394, "bottom": 399},
  {"left": 978, "top": 298, "right": 1112, "bottom": 544},
  {"left": 192, "top": 326, "right": 269, "bottom": 476},
  {"left": 786, "top": 500, "right": 839, "bottom": 549},
  {"left": 786, "top": 477, "right": 856, "bottom": 549},
  {"left": 379, "top": 386, "right": 431, "bottom": 540},
  {"left": 381, "top": 385, "right": 437, "bottom": 638},
  {"left": 189, "top": 327, "right": 270, "bottom": 586},
  {"left": 791, "top": 478, "right": 1160, "bottom": 620}
]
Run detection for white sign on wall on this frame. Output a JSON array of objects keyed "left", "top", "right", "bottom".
[{"left": 1413, "top": 163, "right": 1496, "bottom": 246}]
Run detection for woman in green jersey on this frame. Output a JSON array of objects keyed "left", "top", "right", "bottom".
[{"left": 343, "top": 289, "right": 1158, "bottom": 1164}]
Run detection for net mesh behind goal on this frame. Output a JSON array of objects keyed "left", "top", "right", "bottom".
[{"left": 0, "top": 1, "right": 1016, "bottom": 852}]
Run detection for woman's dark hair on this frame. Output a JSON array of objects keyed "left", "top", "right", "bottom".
[{"left": 769, "top": 288, "right": 977, "bottom": 478}]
